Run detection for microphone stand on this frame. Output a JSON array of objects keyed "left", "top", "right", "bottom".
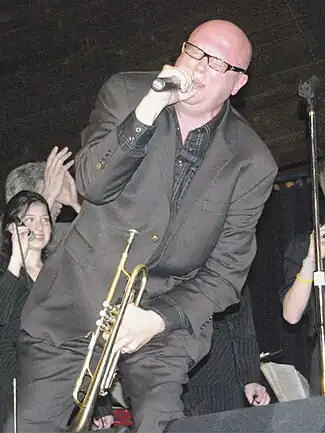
[{"left": 298, "top": 75, "right": 325, "bottom": 395}]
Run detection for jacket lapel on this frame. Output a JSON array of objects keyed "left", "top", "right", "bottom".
[{"left": 170, "top": 107, "right": 236, "bottom": 231}]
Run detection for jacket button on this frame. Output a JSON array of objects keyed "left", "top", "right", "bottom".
[
  {"left": 151, "top": 234, "right": 158, "bottom": 242},
  {"left": 96, "top": 162, "right": 103, "bottom": 170}
]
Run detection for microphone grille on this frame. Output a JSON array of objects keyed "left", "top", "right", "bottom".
[{"left": 28, "top": 231, "right": 35, "bottom": 242}]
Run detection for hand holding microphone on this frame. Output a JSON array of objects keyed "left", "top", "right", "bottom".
[
  {"left": 151, "top": 66, "right": 193, "bottom": 93},
  {"left": 16, "top": 219, "right": 35, "bottom": 242},
  {"left": 7, "top": 222, "right": 32, "bottom": 277},
  {"left": 136, "top": 65, "right": 194, "bottom": 126}
]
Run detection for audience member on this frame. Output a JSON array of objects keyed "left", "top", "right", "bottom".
[
  {"left": 0, "top": 191, "right": 53, "bottom": 427},
  {"left": 4, "top": 146, "right": 81, "bottom": 253}
]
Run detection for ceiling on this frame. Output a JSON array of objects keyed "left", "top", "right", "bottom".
[{"left": 1, "top": 0, "right": 325, "bottom": 195}]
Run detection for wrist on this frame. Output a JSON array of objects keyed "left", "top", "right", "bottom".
[
  {"left": 41, "top": 188, "right": 57, "bottom": 210},
  {"left": 8, "top": 256, "right": 23, "bottom": 277},
  {"left": 135, "top": 94, "right": 166, "bottom": 126}
]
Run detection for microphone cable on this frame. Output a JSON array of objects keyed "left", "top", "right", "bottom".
[{"left": 13, "top": 220, "right": 33, "bottom": 292}]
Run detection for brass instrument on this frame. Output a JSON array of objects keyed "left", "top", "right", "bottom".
[{"left": 68, "top": 229, "right": 148, "bottom": 432}]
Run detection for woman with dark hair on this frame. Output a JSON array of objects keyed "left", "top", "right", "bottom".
[{"left": 0, "top": 190, "right": 53, "bottom": 427}]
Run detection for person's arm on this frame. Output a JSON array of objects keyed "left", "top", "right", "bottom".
[
  {"left": 282, "top": 226, "right": 325, "bottom": 324},
  {"left": 282, "top": 257, "right": 314, "bottom": 324},
  {"left": 147, "top": 165, "right": 278, "bottom": 337},
  {"left": 41, "top": 146, "right": 75, "bottom": 211},
  {"left": 0, "top": 268, "right": 27, "bottom": 326},
  {"left": 76, "top": 67, "right": 194, "bottom": 204},
  {"left": 0, "top": 225, "right": 30, "bottom": 325},
  {"left": 75, "top": 74, "right": 164, "bottom": 204}
]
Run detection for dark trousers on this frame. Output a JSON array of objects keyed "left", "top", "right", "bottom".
[{"left": 5, "top": 331, "right": 192, "bottom": 433}]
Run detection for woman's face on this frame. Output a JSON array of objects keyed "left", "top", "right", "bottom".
[{"left": 20, "top": 202, "right": 52, "bottom": 250}]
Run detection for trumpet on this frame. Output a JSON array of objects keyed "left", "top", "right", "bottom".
[{"left": 68, "top": 229, "right": 148, "bottom": 432}]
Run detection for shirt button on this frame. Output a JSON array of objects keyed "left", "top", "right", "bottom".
[
  {"left": 151, "top": 234, "right": 158, "bottom": 242},
  {"left": 96, "top": 162, "right": 102, "bottom": 170}
]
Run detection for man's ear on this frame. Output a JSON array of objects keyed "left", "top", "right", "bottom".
[{"left": 231, "top": 73, "right": 248, "bottom": 96}]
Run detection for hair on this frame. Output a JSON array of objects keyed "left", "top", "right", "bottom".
[
  {"left": 5, "top": 162, "right": 46, "bottom": 203},
  {"left": 1, "top": 190, "right": 53, "bottom": 260}
]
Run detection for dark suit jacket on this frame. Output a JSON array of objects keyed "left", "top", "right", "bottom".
[{"left": 21, "top": 72, "right": 277, "bottom": 362}]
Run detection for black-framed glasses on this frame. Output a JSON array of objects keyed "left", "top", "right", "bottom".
[{"left": 183, "top": 41, "right": 247, "bottom": 74}]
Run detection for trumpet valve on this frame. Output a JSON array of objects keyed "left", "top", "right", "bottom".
[
  {"left": 102, "top": 300, "right": 111, "bottom": 308},
  {"left": 102, "top": 301, "right": 119, "bottom": 315}
]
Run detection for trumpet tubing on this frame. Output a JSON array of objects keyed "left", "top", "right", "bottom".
[{"left": 68, "top": 229, "right": 148, "bottom": 432}]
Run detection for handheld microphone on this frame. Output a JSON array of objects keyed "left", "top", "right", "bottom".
[
  {"left": 151, "top": 77, "right": 182, "bottom": 92},
  {"left": 14, "top": 219, "right": 35, "bottom": 241},
  {"left": 27, "top": 229, "right": 35, "bottom": 242}
]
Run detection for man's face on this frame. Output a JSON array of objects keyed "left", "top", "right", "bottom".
[{"left": 175, "top": 31, "right": 248, "bottom": 114}]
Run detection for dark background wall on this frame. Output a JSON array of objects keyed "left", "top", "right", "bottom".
[{"left": 1, "top": 0, "right": 325, "bottom": 204}]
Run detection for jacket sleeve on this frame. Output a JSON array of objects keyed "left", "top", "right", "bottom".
[
  {"left": 148, "top": 164, "right": 278, "bottom": 337},
  {"left": 75, "top": 74, "right": 157, "bottom": 204},
  {"left": 227, "top": 287, "right": 261, "bottom": 387},
  {"left": 0, "top": 269, "right": 27, "bottom": 326}
]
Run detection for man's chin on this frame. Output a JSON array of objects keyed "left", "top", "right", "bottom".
[{"left": 181, "top": 92, "right": 204, "bottom": 106}]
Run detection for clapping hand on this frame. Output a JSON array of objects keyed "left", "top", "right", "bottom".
[
  {"left": 56, "top": 170, "right": 81, "bottom": 214},
  {"left": 42, "top": 146, "right": 74, "bottom": 212}
]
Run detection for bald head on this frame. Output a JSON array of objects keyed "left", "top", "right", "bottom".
[{"left": 189, "top": 20, "right": 252, "bottom": 70}]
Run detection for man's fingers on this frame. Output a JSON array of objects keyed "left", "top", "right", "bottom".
[
  {"left": 51, "top": 148, "right": 72, "bottom": 173},
  {"left": 113, "top": 333, "right": 139, "bottom": 353},
  {"left": 253, "top": 391, "right": 270, "bottom": 406},
  {"left": 65, "top": 168, "right": 74, "bottom": 181},
  {"left": 46, "top": 146, "right": 59, "bottom": 167},
  {"left": 63, "top": 159, "right": 75, "bottom": 171},
  {"left": 47, "top": 147, "right": 72, "bottom": 174},
  {"left": 113, "top": 337, "right": 130, "bottom": 353}
]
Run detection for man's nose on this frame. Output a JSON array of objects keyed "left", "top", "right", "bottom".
[{"left": 195, "top": 56, "right": 209, "bottom": 72}]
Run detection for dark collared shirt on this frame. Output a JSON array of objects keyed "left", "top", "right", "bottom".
[
  {"left": 116, "top": 103, "right": 227, "bottom": 332},
  {"left": 170, "top": 104, "right": 227, "bottom": 212}
]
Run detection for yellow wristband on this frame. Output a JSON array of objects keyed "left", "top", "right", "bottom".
[{"left": 296, "top": 273, "right": 313, "bottom": 284}]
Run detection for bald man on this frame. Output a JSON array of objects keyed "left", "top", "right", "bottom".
[{"left": 6, "top": 20, "right": 277, "bottom": 433}]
